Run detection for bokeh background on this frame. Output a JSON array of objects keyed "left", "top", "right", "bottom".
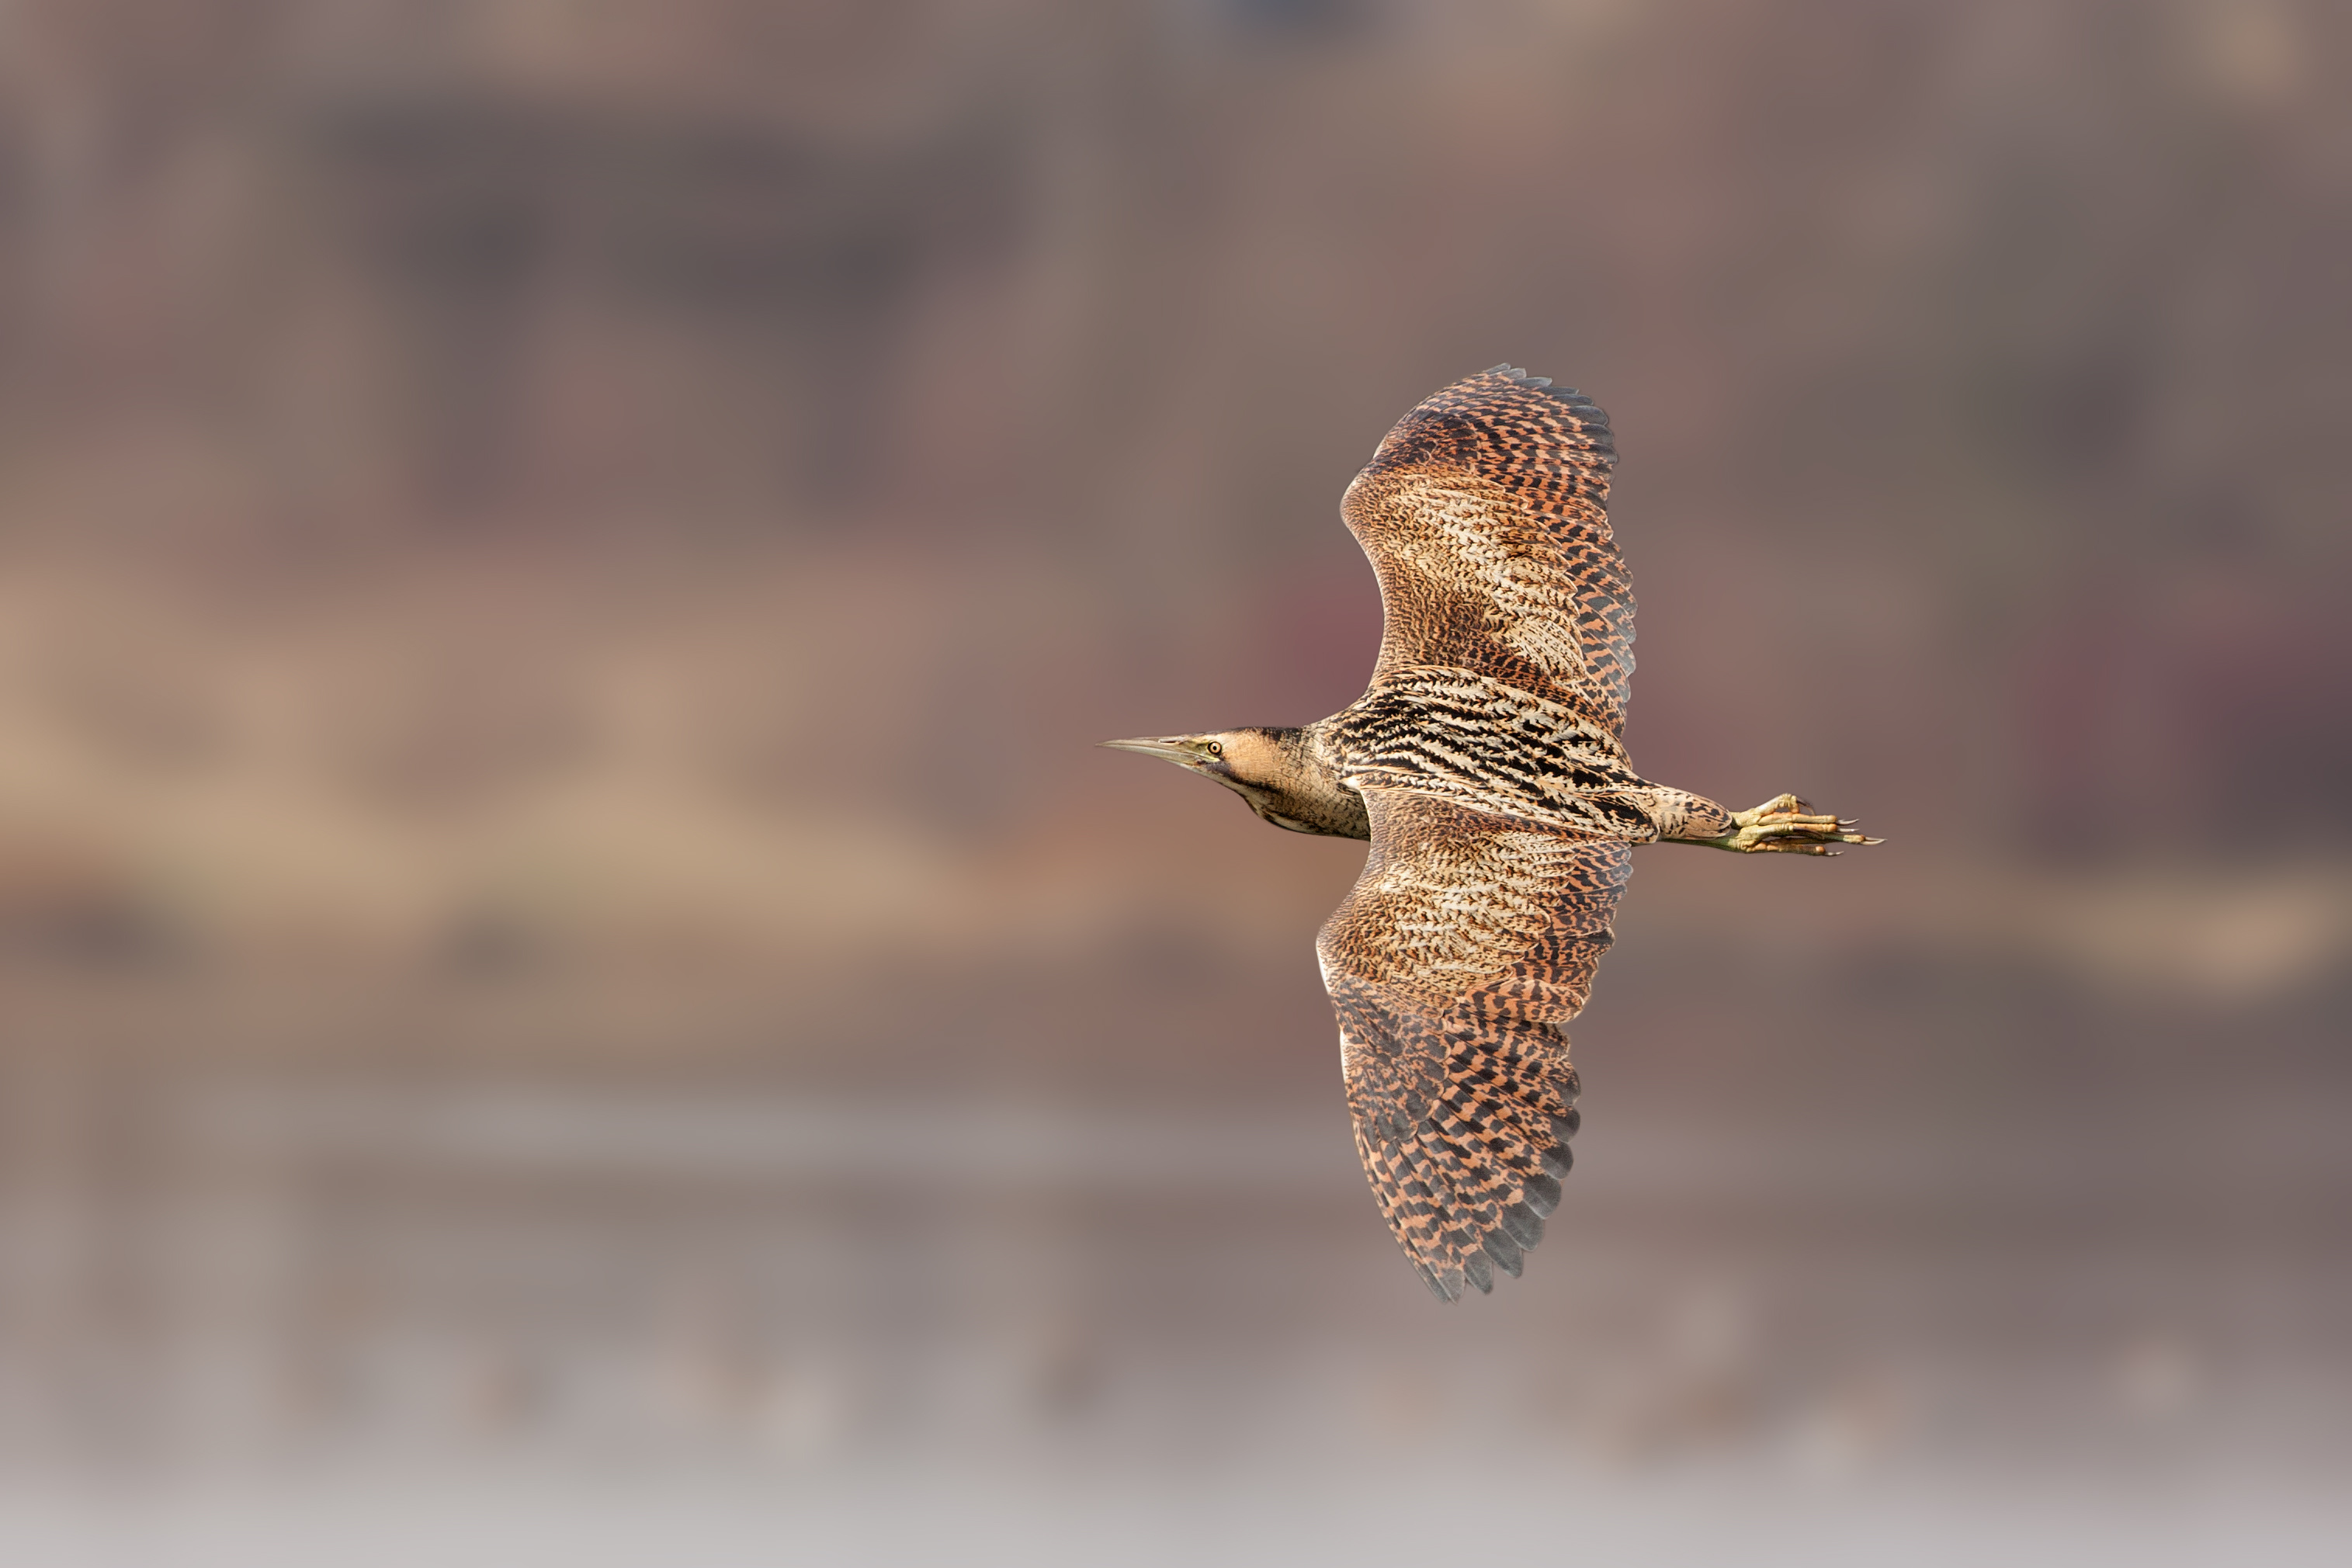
[{"left": 2, "top": 2, "right": 2348, "bottom": 1563}]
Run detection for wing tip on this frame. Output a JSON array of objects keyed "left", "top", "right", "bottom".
[
  {"left": 1477, "top": 363, "right": 1617, "bottom": 451},
  {"left": 1337, "top": 960, "right": 1597, "bottom": 1306}
]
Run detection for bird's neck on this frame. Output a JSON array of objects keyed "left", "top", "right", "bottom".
[{"left": 1243, "top": 723, "right": 1370, "bottom": 839}]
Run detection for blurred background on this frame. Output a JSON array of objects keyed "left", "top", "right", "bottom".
[{"left": 0, "top": 1, "right": 2347, "bottom": 1563}]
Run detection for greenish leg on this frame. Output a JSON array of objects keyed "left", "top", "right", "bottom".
[{"left": 1694, "top": 793, "right": 1882, "bottom": 855}]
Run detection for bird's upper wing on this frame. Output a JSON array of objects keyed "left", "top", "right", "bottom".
[
  {"left": 1342, "top": 365, "right": 1632, "bottom": 731},
  {"left": 1317, "top": 784, "right": 1630, "bottom": 1299}
]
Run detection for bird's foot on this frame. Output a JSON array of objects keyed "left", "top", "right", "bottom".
[{"left": 1702, "top": 793, "right": 1881, "bottom": 855}]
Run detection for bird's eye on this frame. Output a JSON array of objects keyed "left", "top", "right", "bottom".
[{"left": 1205, "top": 741, "right": 1223, "bottom": 757}]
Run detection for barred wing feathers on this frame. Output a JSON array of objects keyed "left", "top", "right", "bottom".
[
  {"left": 1341, "top": 365, "right": 1633, "bottom": 730},
  {"left": 1317, "top": 787, "right": 1630, "bottom": 1299}
]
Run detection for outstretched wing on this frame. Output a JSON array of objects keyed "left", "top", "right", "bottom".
[
  {"left": 1316, "top": 786, "right": 1631, "bottom": 1299},
  {"left": 1342, "top": 365, "right": 1632, "bottom": 731}
]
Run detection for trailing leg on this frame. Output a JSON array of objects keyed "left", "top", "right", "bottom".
[{"left": 1692, "top": 793, "right": 1879, "bottom": 855}]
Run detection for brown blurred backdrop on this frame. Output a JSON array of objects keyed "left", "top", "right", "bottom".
[{"left": 1, "top": 2, "right": 2347, "bottom": 1563}]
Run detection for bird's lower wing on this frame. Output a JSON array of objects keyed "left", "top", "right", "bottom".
[{"left": 1316, "top": 786, "right": 1630, "bottom": 1299}]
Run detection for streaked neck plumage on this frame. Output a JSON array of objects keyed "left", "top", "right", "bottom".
[{"left": 1235, "top": 721, "right": 1369, "bottom": 838}]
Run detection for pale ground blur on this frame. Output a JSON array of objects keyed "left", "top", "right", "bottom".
[{"left": 1, "top": 3, "right": 2349, "bottom": 1564}]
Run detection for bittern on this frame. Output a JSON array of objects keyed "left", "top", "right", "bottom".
[{"left": 1106, "top": 366, "right": 1878, "bottom": 1302}]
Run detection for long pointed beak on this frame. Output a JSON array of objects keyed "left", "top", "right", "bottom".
[{"left": 1099, "top": 737, "right": 1201, "bottom": 767}]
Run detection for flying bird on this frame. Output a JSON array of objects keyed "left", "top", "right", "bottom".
[{"left": 1105, "top": 366, "right": 1879, "bottom": 1301}]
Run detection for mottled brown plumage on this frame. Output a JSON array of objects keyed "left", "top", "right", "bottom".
[{"left": 1107, "top": 366, "right": 1877, "bottom": 1300}]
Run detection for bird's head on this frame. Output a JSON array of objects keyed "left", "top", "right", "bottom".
[
  {"left": 1101, "top": 728, "right": 1296, "bottom": 819},
  {"left": 1099, "top": 729, "right": 1268, "bottom": 785},
  {"left": 1102, "top": 725, "right": 1367, "bottom": 838}
]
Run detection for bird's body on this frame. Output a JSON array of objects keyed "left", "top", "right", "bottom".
[{"left": 1107, "top": 366, "right": 1875, "bottom": 1301}]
